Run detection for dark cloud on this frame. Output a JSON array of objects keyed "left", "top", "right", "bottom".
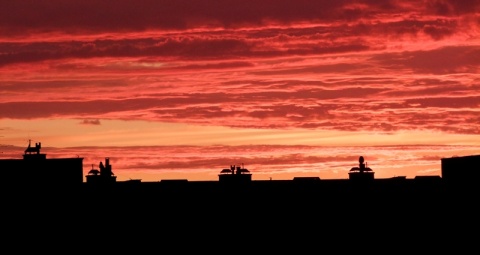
[
  {"left": 426, "top": 0, "right": 480, "bottom": 15},
  {"left": 371, "top": 46, "right": 480, "bottom": 74},
  {"left": 2, "top": 83, "right": 479, "bottom": 134},
  {"left": 80, "top": 119, "right": 101, "bottom": 125},
  {"left": 0, "top": 38, "right": 255, "bottom": 66},
  {"left": 0, "top": 0, "right": 397, "bottom": 33},
  {"left": 0, "top": 14, "right": 468, "bottom": 67},
  {"left": 3, "top": 0, "right": 476, "bottom": 36},
  {"left": 0, "top": 33, "right": 372, "bottom": 67},
  {"left": 405, "top": 96, "right": 480, "bottom": 108}
]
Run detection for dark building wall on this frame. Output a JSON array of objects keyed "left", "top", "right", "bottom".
[
  {"left": 0, "top": 157, "right": 84, "bottom": 186},
  {"left": 441, "top": 155, "right": 480, "bottom": 183},
  {"left": 219, "top": 174, "right": 252, "bottom": 183}
]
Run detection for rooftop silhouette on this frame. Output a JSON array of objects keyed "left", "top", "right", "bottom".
[{"left": 1, "top": 141, "right": 477, "bottom": 195}]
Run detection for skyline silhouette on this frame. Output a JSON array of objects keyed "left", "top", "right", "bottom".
[
  {"left": 1, "top": 140, "right": 480, "bottom": 181},
  {"left": 3, "top": 140, "right": 479, "bottom": 186},
  {"left": 2, "top": 138, "right": 478, "bottom": 249}
]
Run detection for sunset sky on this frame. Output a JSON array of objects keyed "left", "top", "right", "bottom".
[{"left": 1, "top": 0, "right": 480, "bottom": 181}]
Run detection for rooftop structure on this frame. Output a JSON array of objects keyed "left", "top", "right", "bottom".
[
  {"left": 85, "top": 157, "right": 117, "bottom": 184},
  {"left": 218, "top": 164, "right": 252, "bottom": 183},
  {"left": 0, "top": 141, "right": 83, "bottom": 186},
  {"left": 23, "top": 140, "right": 46, "bottom": 160},
  {"left": 348, "top": 156, "right": 374, "bottom": 181}
]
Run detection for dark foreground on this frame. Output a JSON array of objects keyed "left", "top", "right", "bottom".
[{"left": 3, "top": 179, "right": 478, "bottom": 251}]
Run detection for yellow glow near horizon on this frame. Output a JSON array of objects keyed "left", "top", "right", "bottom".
[{"left": 1, "top": 118, "right": 479, "bottom": 148}]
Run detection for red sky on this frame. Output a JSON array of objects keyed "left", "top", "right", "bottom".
[{"left": 1, "top": 0, "right": 480, "bottom": 181}]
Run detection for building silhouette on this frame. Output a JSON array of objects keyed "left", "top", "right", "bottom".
[
  {"left": 441, "top": 154, "right": 480, "bottom": 190},
  {"left": 0, "top": 140, "right": 83, "bottom": 187}
]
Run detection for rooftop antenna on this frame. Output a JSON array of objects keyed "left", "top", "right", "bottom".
[{"left": 26, "top": 130, "right": 31, "bottom": 145}]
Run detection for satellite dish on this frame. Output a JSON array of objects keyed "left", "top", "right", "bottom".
[{"left": 359, "top": 156, "right": 364, "bottom": 164}]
